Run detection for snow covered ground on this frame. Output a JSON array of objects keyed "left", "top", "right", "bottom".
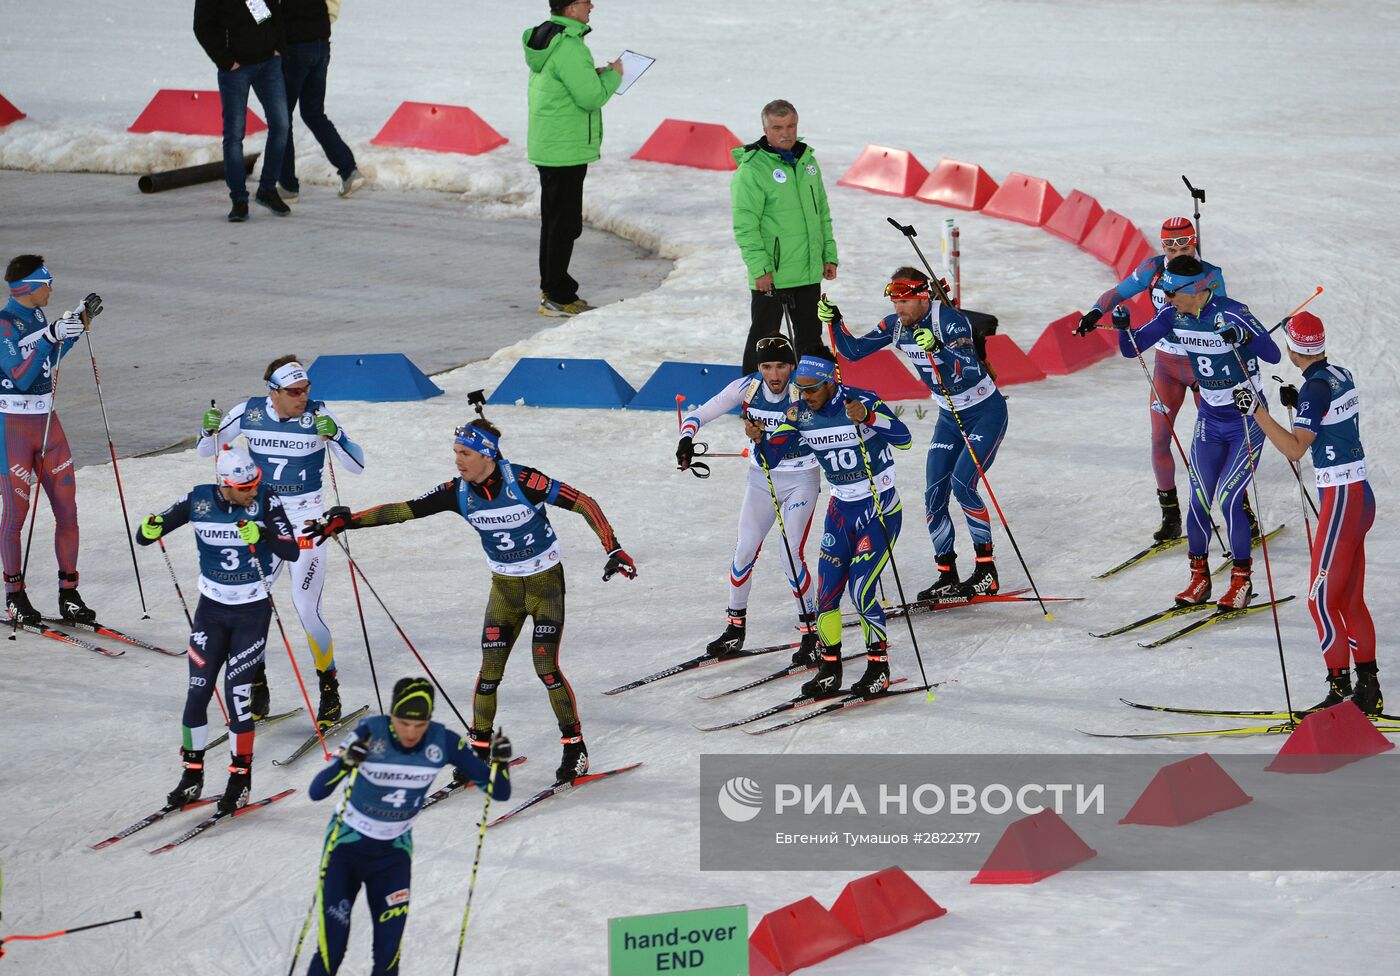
[{"left": 3, "top": 1, "right": 1399, "bottom": 974}]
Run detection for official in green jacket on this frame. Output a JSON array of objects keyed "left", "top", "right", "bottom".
[
  {"left": 523, "top": 0, "right": 623, "bottom": 318},
  {"left": 731, "top": 99, "right": 839, "bottom": 372}
]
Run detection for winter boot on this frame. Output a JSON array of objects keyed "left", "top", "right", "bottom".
[
  {"left": 217, "top": 753, "right": 252, "bottom": 815},
  {"left": 960, "top": 543, "right": 999, "bottom": 598},
  {"left": 315, "top": 668, "right": 342, "bottom": 730},
  {"left": 1352, "top": 661, "right": 1384, "bottom": 716},
  {"left": 849, "top": 643, "right": 891, "bottom": 697},
  {"left": 5, "top": 583, "right": 41, "bottom": 626},
  {"left": 555, "top": 724, "right": 589, "bottom": 785},
  {"left": 1153, "top": 489, "right": 1183, "bottom": 543},
  {"left": 1216, "top": 559, "right": 1254, "bottom": 610},
  {"left": 706, "top": 608, "right": 746, "bottom": 658},
  {"left": 166, "top": 748, "right": 205, "bottom": 808},
  {"left": 799, "top": 647, "right": 843, "bottom": 699},
  {"left": 916, "top": 553, "right": 961, "bottom": 602},
  {"left": 791, "top": 612, "right": 821, "bottom": 666},
  {"left": 1242, "top": 493, "right": 1260, "bottom": 541},
  {"left": 1174, "top": 554, "right": 1211, "bottom": 607},
  {"left": 250, "top": 662, "right": 270, "bottom": 720},
  {"left": 1305, "top": 667, "right": 1353, "bottom": 714}
]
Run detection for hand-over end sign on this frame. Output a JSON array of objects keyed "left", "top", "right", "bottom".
[{"left": 609, "top": 904, "right": 748, "bottom": 975}]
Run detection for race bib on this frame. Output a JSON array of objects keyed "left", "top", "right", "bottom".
[{"left": 245, "top": 0, "right": 272, "bottom": 24}]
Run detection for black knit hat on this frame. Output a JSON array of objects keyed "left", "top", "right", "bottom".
[{"left": 390, "top": 677, "right": 434, "bottom": 720}]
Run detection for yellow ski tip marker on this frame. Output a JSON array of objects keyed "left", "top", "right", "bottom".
[
  {"left": 1044, "top": 611, "right": 1056, "bottom": 622},
  {"left": 925, "top": 689, "right": 938, "bottom": 703}
]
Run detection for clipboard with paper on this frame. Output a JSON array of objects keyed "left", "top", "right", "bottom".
[{"left": 614, "top": 50, "right": 655, "bottom": 96}]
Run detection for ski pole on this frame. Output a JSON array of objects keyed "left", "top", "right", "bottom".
[
  {"left": 84, "top": 328, "right": 149, "bottom": 617},
  {"left": 744, "top": 384, "right": 816, "bottom": 634},
  {"left": 1229, "top": 346, "right": 1297, "bottom": 724},
  {"left": 322, "top": 439, "right": 382, "bottom": 715},
  {"left": 804, "top": 312, "right": 933, "bottom": 700},
  {"left": 156, "top": 533, "right": 227, "bottom": 723},
  {"left": 452, "top": 756, "right": 501, "bottom": 975},
  {"left": 1267, "top": 286, "right": 1324, "bottom": 334},
  {"left": 327, "top": 535, "right": 471, "bottom": 729},
  {"left": 15, "top": 338, "right": 65, "bottom": 635},
  {"left": 244, "top": 529, "right": 330, "bottom": 759},
  {"left": 1181, "top": 175, "right": 1205, "bottom": 253},
  {"left": 1269, "top": 375, "right": 1319, "bottom": 552},
  {"left": 1119, "top": 317, "right": 1232, "bottom": 560},
  {"left": 288, "top": 766, "right": 358, "bottom": 976},
  {"left": 886, "top": 218, "right": 1053, "bottom": 619},
  {"left": 0, "top": 911, "right": 144, "bottom": 960}
]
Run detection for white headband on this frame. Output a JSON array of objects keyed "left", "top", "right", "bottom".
[{"left": 268, "top": 362, "right": 309, "bottom": 391}]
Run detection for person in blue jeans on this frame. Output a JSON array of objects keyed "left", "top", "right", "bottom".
[
  {"left": 279, "top": 0, "right": 364, "bottom": 201},
  {"left": 194, "top": 0, "right": 293, "bottom": 221}
]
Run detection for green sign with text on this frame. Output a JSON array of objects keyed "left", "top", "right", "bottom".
[{"left": 609, "top": 904, "right": 748, "bottom": 975}]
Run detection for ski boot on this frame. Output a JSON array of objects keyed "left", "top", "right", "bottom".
[
  {"left": 1352, "top": 661, "right": 1384, "bottom": 716},
  {"left": 1174, "top": 554, "right": 1211, "bottom": 607},
  {"left": 916, "top": 552, "right": 961, "bottom": 602},
  {"left": 315, "top": 668, "right": 342, "bottom": 730},
  {"left": 791, "top": 612, "right": 821, "bottom": 666},
  {"left": 556, "top": 724, "right": 589, "bottom": 784},
  {"left": 960, "top": 542, "right": 999, "bottom": 598},
  {"left": 1216, "top": 559, "right": 1253, "bottom": 610},
  {"left": 706, "top": 608, "right": 746, "bottom": 658},
  {"left": 799, "top": 647, "right": 843, "bottom": 699},
  {"left": 217, "top": 753, "right": 252, "bottom": 815},
  {"left": 250, "top": 661, "right": 270, "bottom": 720},
  {"left": 1242, "top": 493, "right": 1261, "bottom": 541},
  {"left": 1153, "top": 489, "right": 1182, "bottom": 543},
  {"left": 58, "top": 573, "right": 97, "bottom": 625},
  {"left": 166, "top": 748, "right": 205, "bottom": 808},
  {"left": 5, "top": 584, "right": 41, "bottom": 627},
  {"left": 849, "top": 643, "right": 891, "bottom": 697},
  {"left": 1303, "top": 667, "right": 1353, "bottom": 714}
]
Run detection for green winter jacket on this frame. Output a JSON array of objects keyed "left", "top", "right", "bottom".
[
  {"left": 523, "top": 16, "right": 621, "bottom": 167},
  {"left": 730, "top": 138, "right": 838, "bottom": 289}
]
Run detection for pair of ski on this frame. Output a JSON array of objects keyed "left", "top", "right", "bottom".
[
  {"left": 699, "top": 679, "right": 935, "bottom": 735},
  {"left": 422, "top": 757, "right": 643, "bottom": 827},
  {"left": 271, "top": 705, "right": 372, "bottom": 767},
  {"left": 1081, "top": 698, "right": 1400, "bottom": 739},
  {"left": 93, "top": 789, "right": 297, "bottom": 853},
  {"left": 1094, "top": 595, "right": 1296, "bottom": 648},
  {"left": 842, "top": 588, "right": 1082, "bottom": 627},
  {"left": 1094, "top": 524, "right": 1286, "bottom": 580},
  {"left": 8, "top": 615, "right": 181, "bottom": 658}
]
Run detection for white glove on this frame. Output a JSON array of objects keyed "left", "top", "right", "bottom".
[{"left": 43, "top": 311, "right": 85, "bottom": 344}]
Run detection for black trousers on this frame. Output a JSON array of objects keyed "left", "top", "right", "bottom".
[
  {"left": 743, "top": 282, "right": 822, "bottom": 373},
  {"left": 537, "top": 164, "right": 588, "bottom": 304}
]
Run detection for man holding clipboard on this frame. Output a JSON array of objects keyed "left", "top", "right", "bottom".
[{"left": 523, "top": 0, "right": 625, "bottom": 318}]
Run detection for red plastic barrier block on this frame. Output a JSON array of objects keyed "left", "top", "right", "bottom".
[
  {"left": 1266, "top": 700, "right": 1396, "bottom": 774},
  {"left": 972, "top": 809, "right": 1097, "bottom": 884},
  {"left": 1043, "top": 190, "right": 1104, "bottom": 245},
  {"left": 749, "top": 896, "right": 860, "bottom": 973},
  {"left": 1114, "top": 231, "right": 1154, "bottom": 280},
  {"left": 370, "top": 102, "right": 506, "bottom": 155},
  {"left": 837, "top": 145, "right": 929, "bottom": 198},
  {"left": 749, "top": 944, "right": 787, "bottom": 976},
  {"left": 0, "top": 93, "right": 26, "bottom": 127},
  {"left": 1120, "top": 753, "right": 1253, "bottom": 826},
  {"left": 128, "top": 89, "right": 266, "bottom": 137},
  {"left": 979, "top": 172, "right": 1063, "bottom": 227},
  {"left": 1080, "top": 209, "right": 1136, "bottom": 265},
  {"left": 1029, "top": 312, "right": 1114, "bottom": 375},
  {"left": 631, "top": 118, "right": 741, "bottom": 171},
  {"left": 837, "top": 349, "right": 929, "bottom": 402},
  {"left": 914, "top": 158, "right": 999, "bottom": 211},
  {"left": 984, "top": 334, "right": 1045, "bottom": 387},
  {"left": 830, "top": 867, "right": 947, "bottom": 943}
]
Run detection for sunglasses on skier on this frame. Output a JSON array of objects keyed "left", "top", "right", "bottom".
[
  {"left": 883, "top": 279, "right": 929, "bottom": 301},
  {"left": 754, "top": 336, "right": 794, "bottom": 355},
  {"left": 1161, "top": 237, "right": 1196, "bottom": 249}
]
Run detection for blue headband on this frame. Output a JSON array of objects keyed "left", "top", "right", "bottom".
[
  {"left": 8, "top": 265, "right": 53, "bottom": 297},
  {"left": 794, "top": 356, "right": 836, "bottom": 385},
  {"left": 454, "top": 423, "right": 500, "bottom": 459}
]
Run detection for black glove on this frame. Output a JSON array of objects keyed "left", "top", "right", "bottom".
[
  {"left": 1110, "top": 304, "right": 1132, "bottom": 330},
  {"left": 1073, "top": 308, "right": 1103, "bottom": 337},
  {"left": 304, "top": 505, "right": 353, "bottom": 542},
  {"left": 1279, "top": 384, "right": 1299, "bottom": 410},
  {"left": 676, "top": 435, "right": 694, "bottom": 470},
  {"left": 1215, "top": 321, "right": 1246, "bottom": 346},
  {"left": 341, "top": 733, "right": 370, "bottom": 768},
  {"left": 489, "top": 728, "right": 513, "bottom": 764},
  {"left": 603, "top": 547, "right": 637, "bottom": 581},
  {"left": 1232, "top": 386, "right": 1257, "bottom": 416},
  {"left": 82, "top": 292, "right": 104, "bottom": 320}
]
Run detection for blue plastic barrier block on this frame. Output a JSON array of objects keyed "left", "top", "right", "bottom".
[
  {"left": 630, "top": 361, "right": 745, "bottom": 414},
  {"left": 487, "top": 358, "right": 635, "bottom": 409},
  {"left": 307, "top": 353, "right": 443, "bottom": 402}
]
